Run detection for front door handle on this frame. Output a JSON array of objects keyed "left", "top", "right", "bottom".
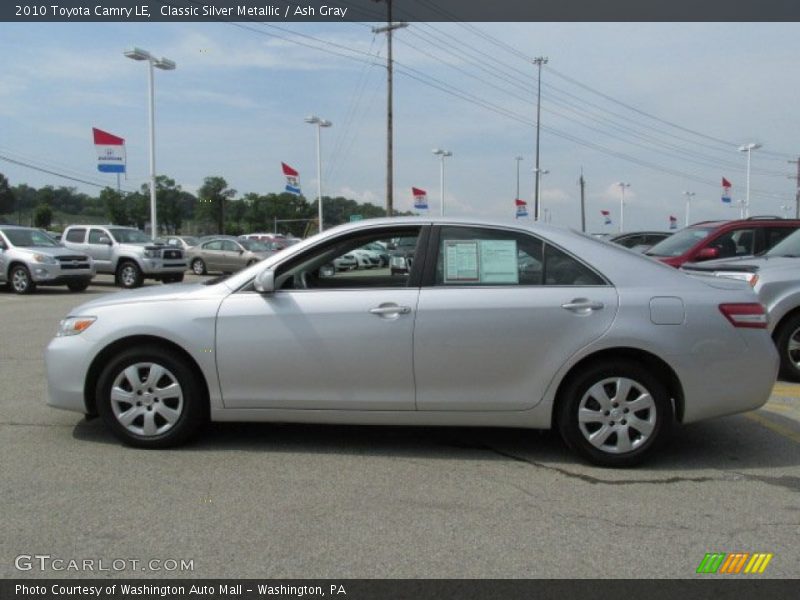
[
  {"left": 561, "top": 298, "right": 604, "bottom": 314},
  {"left": 369, "top": 304, "right": 412, "bottom": 316}
]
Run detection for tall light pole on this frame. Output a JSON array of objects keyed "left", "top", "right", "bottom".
[
  {"left": 534, "top": 167, "right": 549, "bottom": 220},
  {"left": 683, "top": 191, "right": 695, "bottom": 226},
  {"left": 432, "top": 148, "right": 452, "bottom": 217},
  {"left": 305, "top": 115, "right": 332, "bottom": 233},
  {"left": 617, "top": 182, "right": 631, "bottom": 233},
  {"left": 515, "top": 156, "right": 523, "bottom": 201},
  {"left": 372, "top": 0, "right": 407, "bottom": 218},
  {"left": 124, "top": 47, "right": 175, "bottom": 240},
  {"left": 532, "top": 56, "right": 548, "bottom": 222},
  {"left": 738, "top": 142, "right": 762, "bottom": 219}
]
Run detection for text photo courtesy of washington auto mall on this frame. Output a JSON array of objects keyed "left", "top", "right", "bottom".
[{"left": 1, "top": 1, "right": 800, "bottom": 597}]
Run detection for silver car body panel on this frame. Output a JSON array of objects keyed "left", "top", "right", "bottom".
[{"left": 46, "top": 217, "right": 778, "bottom": 430}]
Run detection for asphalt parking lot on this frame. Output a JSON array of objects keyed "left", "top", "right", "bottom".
[{"left": 1, "top": 273, "right": 799, "bottom": 579}]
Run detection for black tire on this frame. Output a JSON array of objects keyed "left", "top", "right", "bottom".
[
  {"left": 9, "top": 264, "right": 36, "bottom": 295},
  {"left": 191, "top": 258, "right": 207, "bottom": 275},
  {"left": 96, "top": 345, "right": 207, "bottom": 448},
  {"left": 775, "top": 313, "right": 800, "bottom": 382},
  {"left": 116, "top": 261, "right": 144, "bottom": 289},
  {"left": 556, "top": 359, "right": 673, "bottom": 468},
  {"left": 66, "top": 280, "right": 90, "bottom": 292}
]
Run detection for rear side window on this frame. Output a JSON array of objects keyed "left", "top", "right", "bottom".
[{"left": 64, "top": 228, "right": 86, "bottom": 243}]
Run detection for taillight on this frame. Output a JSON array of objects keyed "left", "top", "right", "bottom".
[{"left": 718, "top": 303, "right": 768, "bottom": 329}]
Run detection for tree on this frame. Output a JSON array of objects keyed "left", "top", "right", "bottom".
[
  {"left": 0, "top": 173, "right": 16, "bottom": 216},
  {"left": 197, "top": 176, "right": 236, "bottom": 234},
  {"left": 33, "top": 203, "right": 53, "bottom": 229},
  {"left": 100, "top": 187, "right": 130, "bottom": 225}
]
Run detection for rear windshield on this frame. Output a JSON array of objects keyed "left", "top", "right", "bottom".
[{"left": 646, "top": 227, "right": 714, "bottom": 257}]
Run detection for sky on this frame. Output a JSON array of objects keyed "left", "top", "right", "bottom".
[{"left": 1, "top": 20, "right": 799, "bottom": 232}]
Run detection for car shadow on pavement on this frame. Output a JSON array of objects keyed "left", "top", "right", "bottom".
[{"left": 72, "top": 408, "right": 800, "bottom": 474}]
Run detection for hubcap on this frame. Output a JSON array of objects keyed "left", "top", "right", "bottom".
[
  {"left": 193, "top": 261, "right": 204, "bottom": 275},
  {"left": 120, "top": 266, "right": 137, "bottom": 286},
  {"left": 786, "top": 327, "right": 800, "bottom": 370},
  {"left": 110, "top": 362, "right": 184, "bottom": 437},
  {"left": 577, "top": 377, "right": 656, "bottom": 454},
  {"left": 12, "top": 269, "right": 29, "bottom": 292}
]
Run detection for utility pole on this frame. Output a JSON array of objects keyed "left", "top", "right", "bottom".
[
  {"left": 789, "top": 158, "right": 800, "bottom": 218},
  {"left": 532, "top": 56, "right": 548, "bottom": 222},
  {"left": 372, "top": 0, "right": 407, "bottom": 218},
  {"left": 578, "top": 168, "right": 586, "bottom": 232},
  {"left": 515, "top": 156, "right": 523, "bottom": 201}
]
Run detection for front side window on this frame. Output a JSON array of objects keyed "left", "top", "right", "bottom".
[
  {"left": 434, "top": 226, "right": 604, "bottom": 286},
  {"left": 274, "top": 228, "right": 422, "bottom": 290},
  {"left": 88, "top": 229, "right": 107, "bottom": 244},
  {"left": 709, "top": 228, "right": 756, "bottom": 259},
  {"left": 222, "top": 241, "right": 241, "bottom": 252}
]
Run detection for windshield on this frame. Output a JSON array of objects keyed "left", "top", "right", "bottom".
[
  {"left": 1, "top": 228, "right": 60, "bottom": 247},
  {"left": 766, "top": 229, "right": 800, "bottom": 257},
  {"left": 240, "top": 240, "right": 270, "bottom": 252},
  {"left": 646, "top": 227, "right": 714, "bottom": 257},
  {"left": 108, "top": 228, "right": 151, "bottom": 244}
]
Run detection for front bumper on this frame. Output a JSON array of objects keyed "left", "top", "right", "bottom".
[
  {"left": 140, "top": 259, "right": 187, "bottom": 275},
  {"left": 29, "top": 263, "right": 95, "bottom": 284},
  {"left": 45, "top": 335, "right": 94, "bottom": 414}
]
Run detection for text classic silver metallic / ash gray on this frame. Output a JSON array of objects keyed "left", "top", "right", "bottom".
[{"left": 45, "top": 218, "right": 778, "bottom": 467}]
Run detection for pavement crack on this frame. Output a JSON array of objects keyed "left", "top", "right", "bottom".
[
  {"left": 733, "top": 472, "right": 800, "bottom": 493},
  {"left": 0, "top": 421, "right": 73, "bottom": 428}
]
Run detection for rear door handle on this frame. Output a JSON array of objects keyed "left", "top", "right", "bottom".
[
  {"left": 369, "top": 305, "right": 412, "bottom": 316},
  {"left": 561, "top": 299, "right": 604, "bottom": 313}
]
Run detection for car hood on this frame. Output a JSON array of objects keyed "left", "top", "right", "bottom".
[
  {"left": 13, "top": 246, "right": 89, "bottom": 257},
  {"left": 66, "top": 282, "right": 228, "bottom": 314}
]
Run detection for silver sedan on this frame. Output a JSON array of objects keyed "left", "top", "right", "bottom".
[{"left": 45, "top": 218, "right": 778, "bottom": 467}]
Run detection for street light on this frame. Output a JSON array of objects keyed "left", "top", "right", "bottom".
[
  {"left": 534, "top": 168, "right": 549, "bottom": 221},
  {"left": 305, "top": 115, "right": 332, "bottom": 233},
  {"left": 683, "top": 191, "right": 695, "bottom": 226},
  {"left": 738, "top": 142, "right": 762, "bottom": 219},
  {"left": 617, "top": 182, "right": 631, "bottom": 233},
  {"left": 124, "top": 47, "right": 175, "bottom": 240},
  {"left": 432, "top": 148, "right": 452, "bottom": 216}
]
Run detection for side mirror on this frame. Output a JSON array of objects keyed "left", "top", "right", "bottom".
[
  {"left": 695, "top": 247, "right": 719, "bottom": 261},
  {"left": 98, "top": 236, "right": 112, "bottom": 245},
  {"left": 253, "top": 269, "right": 275, "bottom": 293}
]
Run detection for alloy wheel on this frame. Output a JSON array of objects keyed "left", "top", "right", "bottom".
[{"left": 109, "top": 362, "right": 184, "bottom": 437}]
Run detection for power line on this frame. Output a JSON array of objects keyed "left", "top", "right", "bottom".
[{"left": 0, "top": 153, "right": 135, "bottom": 191}]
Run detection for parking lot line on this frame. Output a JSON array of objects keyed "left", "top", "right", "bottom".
[
  {"left": 772, "top": 383, "right": 800, "bottom": 398},
  {"left": 745, "top": 411, "right": 800, "bottom": 444}
]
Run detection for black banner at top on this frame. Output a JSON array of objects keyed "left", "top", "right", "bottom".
[{"left": 2, "top": 0, "right": 800, "bottom": 23}]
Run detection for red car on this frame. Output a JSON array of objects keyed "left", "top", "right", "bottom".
[{"left": 645, "top": 217, "right": 800, "bottom": 268}]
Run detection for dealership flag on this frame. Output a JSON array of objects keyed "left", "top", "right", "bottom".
[
  {"left": 282, "top": 162, "right": 301, "bottom": 195},
  {"left": 669, "top": 215, "right": 678, "bottom": 229},
  {"left": 412, "top": 187, "right": 428, "bottom": 210},
  {"left": 601, "top": 209, "right": 611, "bottom": 225},
  {"left": 515, "top": 198, "right": 529, "bottom": 218},
  {"left": 722, "top": 177, "right": 732, "bottom": 204},
  {"left": 92, "top": 128, "right": 126, "bottom": 173}
]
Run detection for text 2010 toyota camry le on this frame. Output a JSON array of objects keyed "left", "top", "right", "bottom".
[{"left": 46, "top": 218, "right": 778, "bottom": 467}]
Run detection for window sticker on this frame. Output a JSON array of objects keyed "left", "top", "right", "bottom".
[
  {"left": 444, "top": 241, "right": 479, "bottom": 282},
  {"left": 479, "top": 240, "right": 519, "bottom": 284}
]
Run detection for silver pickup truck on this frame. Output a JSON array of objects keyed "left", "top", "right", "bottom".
[
  {"left": 62, "top": 225, "right": 186, "bottom": 289},
  {"left": 0, "top": 225, "right": 95, "bottom": 294}
]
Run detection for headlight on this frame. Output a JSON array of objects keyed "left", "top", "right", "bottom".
[
  {"left": 32, "top": 253, "right": 57, "bottom": 264},
  {"left": 57, "top": 316, "right": 96, "bottom": 337},
  {"left": 144, "top": 249, "right": 160, "bottom": 258},
  {"left": 715, "top": 271, "right": 758, "bottom": 286}
]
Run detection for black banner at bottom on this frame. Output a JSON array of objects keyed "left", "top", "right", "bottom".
[{"left": 2, "top": 579, "right": 798, "bottom": 600}]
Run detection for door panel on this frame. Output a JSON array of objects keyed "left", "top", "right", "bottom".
[{"left": 216, "top": 289, "right": 419, "bottom": 410}]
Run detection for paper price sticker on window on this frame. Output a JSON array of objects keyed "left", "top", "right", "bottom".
[{"left": 443, "top": 239, "right": 518, "bottom": 284}]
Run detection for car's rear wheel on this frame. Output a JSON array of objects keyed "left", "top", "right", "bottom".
[
  {"left": 191, "top": 258, "right": 207, "bottom": 275},
  {"left": 96, "top": 346, "right": 207, "bottom": 448},
  {"left": 774, "top": 313, "right": 800, "bottom": 382},
  {"left": 116, "top": 261, "right": 143, "bottom": 289},
  {"left": 557, "top": 360, "right": 672, "bottom": 467}
]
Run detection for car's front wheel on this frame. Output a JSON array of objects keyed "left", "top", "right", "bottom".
[
  {"left": 9, "top": 264, "right": 35, "bottom": 294},
  {"left": 774, "top": 313, "right": 800, "bottom": 382},
  {"left": 191, "top": 258, "right": 207, "bottom": 275},
  {"left": 116, "top": 261, "right": 143, "bottom": 289},
  {"left": 96, "top": 345, "right": 207, "bottom": 448},
  {"left": 557, "top": 360, "right": 672, "bottom": 467}
]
